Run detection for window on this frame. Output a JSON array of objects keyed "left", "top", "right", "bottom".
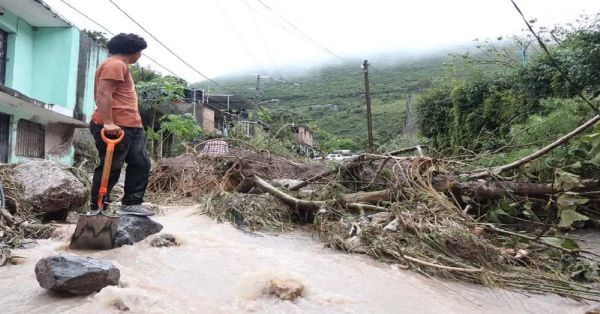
[{"left": 16, "top": 120, "right": 45, "bottom": 158}]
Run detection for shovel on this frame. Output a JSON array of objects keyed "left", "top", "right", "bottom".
[{"left": 69, "top": 128, "right": 124, "bottom": 250}]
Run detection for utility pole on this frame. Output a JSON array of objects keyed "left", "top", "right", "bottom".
[
  {"left": 253, "top": 74, "right": 261, "bottom": 122},
  {"left": 362, "top": 60, "right": 374, "bottom": 152}
]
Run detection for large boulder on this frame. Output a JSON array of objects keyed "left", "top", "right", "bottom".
[
  {"left": 35, "top": 255, "right": 120, "bottom": 295},
  {"left": 113, "top": 216, "right": 163, "bottom": 247},
  {"left": 13, "top": 160, "right": 87, "bottom": 214}
]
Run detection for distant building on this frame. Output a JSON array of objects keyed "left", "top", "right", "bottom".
[
  {"left": 201, "top": 94, "right": 269, "bottom": 137},
  {"left": 0, "top": 0, "right": 108, "bottom": 165},
  {"left": 291, "top": 123, "right": 316, "bottom": 157},
  {"left": 291, "top": 124, "right": 314, "bottom": 147}
]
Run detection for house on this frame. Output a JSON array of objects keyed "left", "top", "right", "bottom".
[
  {"left": 291, "top": 124, "right": 314, "bottom": 147},
  {"left": 0, "top": 0, "right": 108, "bottom": 165},
  {"left": 291, "top": 123, "right": 316, "bottom": 157},
  {"left": 201, "top": 94, "right": 270, "bottom": 137}
]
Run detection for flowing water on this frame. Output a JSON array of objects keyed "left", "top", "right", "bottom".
[{"left": 0, "top": 207, "right": 595, "bottom": 313}]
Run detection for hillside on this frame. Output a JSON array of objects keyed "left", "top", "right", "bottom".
[{"left": 194, "top": 55, "right": 453, "bottom": 151}]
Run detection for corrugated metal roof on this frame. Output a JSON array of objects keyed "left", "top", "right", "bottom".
[{"left": 205, "top": 94, "right": 253, "bottom": 110}]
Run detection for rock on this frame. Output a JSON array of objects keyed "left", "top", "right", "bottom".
[
  {"left": 113, "top": 216, "right": 163, "bottom": 247},
  {"left": 150, "top": 234, "right": 179, "bottom": 248},
  {"left": 268, "top": 279, "right": 304, "bottom": 301},
  {"left": 383, "top": 217, "right": 400, "bottom": 232},
  {"left": 13, "top": 160, "right": 87, "bottom": 214},
  {"left": 35, "top": 255, "right": 120, "bottom": 295}
]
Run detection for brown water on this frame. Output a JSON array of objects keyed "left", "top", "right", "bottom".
[{"left": 0, "top": 207, "right": 594, "bottom": 314}]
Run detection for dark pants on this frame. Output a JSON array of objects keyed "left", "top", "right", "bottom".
[{"left": 90, "top": 122, "right": 151, "bottom": 211}]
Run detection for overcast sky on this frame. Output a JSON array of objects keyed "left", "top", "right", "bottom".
[{"left": 44, "top": 0, "right": 599, "bottom": 83}]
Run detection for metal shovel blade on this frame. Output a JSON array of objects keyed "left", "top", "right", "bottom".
[{"left": 69, "top": 211, "right": 119, "bottom": 250}]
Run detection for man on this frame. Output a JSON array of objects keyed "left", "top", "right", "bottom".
[{"left": 90, "top": 33, "right": 153, "bottom": 216}]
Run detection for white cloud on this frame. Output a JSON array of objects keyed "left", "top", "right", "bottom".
[{"left": 44, "top": 0, "right": 599, "bottom": 82}]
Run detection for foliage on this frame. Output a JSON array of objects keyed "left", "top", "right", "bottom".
[
  {"left": 156, "top": 114, "right": 203, "bottom": 155},
  {"left": 82, "top": 29, "right": 108, "bottom": 47},
  {"left": 137, "top": 77, "right": 186, "bottom": 110},
  {"left": 416, "top": 14, "right": 600, "bottom": 152},
  {"left": 131, "top": 64, "right": 162, "bottom": 83},
  {"left": 195, "top": 56, "right": 453, "bottom": 152},
  {"left": 135, "top": 73, "right": 195, "bottom": 157},
  {"left": 160, "top": 114, "right": 202, "bottom": 141},
  {"left": 257, "top": 107, "right": 273, "bottom": 123}
]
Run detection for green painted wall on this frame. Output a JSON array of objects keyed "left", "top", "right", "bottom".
[
  {"left": 0, "top": 11, "right": 35, "bottom": 95},
  {"left": 0, "top": 7, "right": 106, "bottom": 166},
  {"left": 32, "top": 27, "right": 80, "bottom": 110},
  {"left": 0, "top": 103, "right": 74, "bottom": 166}
]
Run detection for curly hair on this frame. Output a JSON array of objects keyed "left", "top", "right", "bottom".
[{"left": 106, "top": 33, "right": 147, "bottom": 55}]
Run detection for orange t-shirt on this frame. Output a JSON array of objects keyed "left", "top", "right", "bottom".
[{"left": 91, "top": 57, "right": 142, "bottom": 128}]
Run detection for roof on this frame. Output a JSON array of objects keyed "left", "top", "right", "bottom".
[
  {"left": 0, "top": 0, "right": 71, "bottom": 27},
  {"left": 204, "top": 94, "right": 253, "bottom": 110}
]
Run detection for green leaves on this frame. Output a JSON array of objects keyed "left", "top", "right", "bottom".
[
  {"left": 554, "top": 169, "right": 583, "bottom": 191},
  {"left": 556, "top": 193, "right": 589, "bottom": 227},
  {"left": 159, "top": 114, "right": 202, "bottom": 141},
  {"left": 540, "top": 237, "right": 580, "bottom": 250},
  {"left": 137, "top": 77, "right": 186, "bottom": 110}
]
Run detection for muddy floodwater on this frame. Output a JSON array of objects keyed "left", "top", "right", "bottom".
[{"left": 0, "top": 207, "right": 595, "bottom": 313}]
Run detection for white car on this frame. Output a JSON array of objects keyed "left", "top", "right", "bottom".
[{"left": 325, "top": 153, "right": 344, "bottom": 161}]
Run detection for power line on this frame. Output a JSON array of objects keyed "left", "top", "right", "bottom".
[
  {"left": 215, "top": 0, "right": 269, "bottom": 76},
  {"left": 253, "top": 0, "right": 347, "bottom": 62},
  {"left": 58, "top": 0, "right": 184, "bottom": 80},
  {"left": 107, "top": 0, "right": 219, "bottom": 85},
  {"left": 241, "top": 0, "right": 284, "bottom": 79}
]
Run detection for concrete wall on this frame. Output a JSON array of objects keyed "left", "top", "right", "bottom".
[
  {"left": 0, "top": 103, "right": 74, "bottom": 165},
  {"left": 0, "top": 10, "right": 81, "bottom": 115},
  {"left": 0, "top": 11, "right": 35, "bottom": 95},
  {"left": 75, "top": 34, "right": 108, "bottom": 121},
  {"left": 31, "top": 27, "right": 80, "bottom": 111},
  {"left": 202, "top": 107, "right": 215, "bottom": 133},
  {"left": 296, "top": 126, "right": 314, "bottom": 146}
]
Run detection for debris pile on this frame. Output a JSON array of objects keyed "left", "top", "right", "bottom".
[
  {"left": 147, "top": 146, "right": 322, "bottom": 204},
  {"left": 202, "top": 193, "right": 304, "bottom": 232},
  {"left": 148, "top": 143, "right": 600, "bottom": 301}
]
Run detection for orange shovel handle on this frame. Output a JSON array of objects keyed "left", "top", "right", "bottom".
[{"left": 97, "top": 128, "right": 124, "bottom": 209}]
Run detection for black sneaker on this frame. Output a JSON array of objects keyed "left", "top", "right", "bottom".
[{"left": 117, "top": 204, "right": 155, "bottom": 216}]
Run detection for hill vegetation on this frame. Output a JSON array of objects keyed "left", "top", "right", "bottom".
[{"left": 195, "top": 54, "right": 454, "bottom": 152}]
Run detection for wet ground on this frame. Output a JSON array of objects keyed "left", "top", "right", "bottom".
[{"left": 0, "top": 206, "right": 596, "bottom": 313}]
